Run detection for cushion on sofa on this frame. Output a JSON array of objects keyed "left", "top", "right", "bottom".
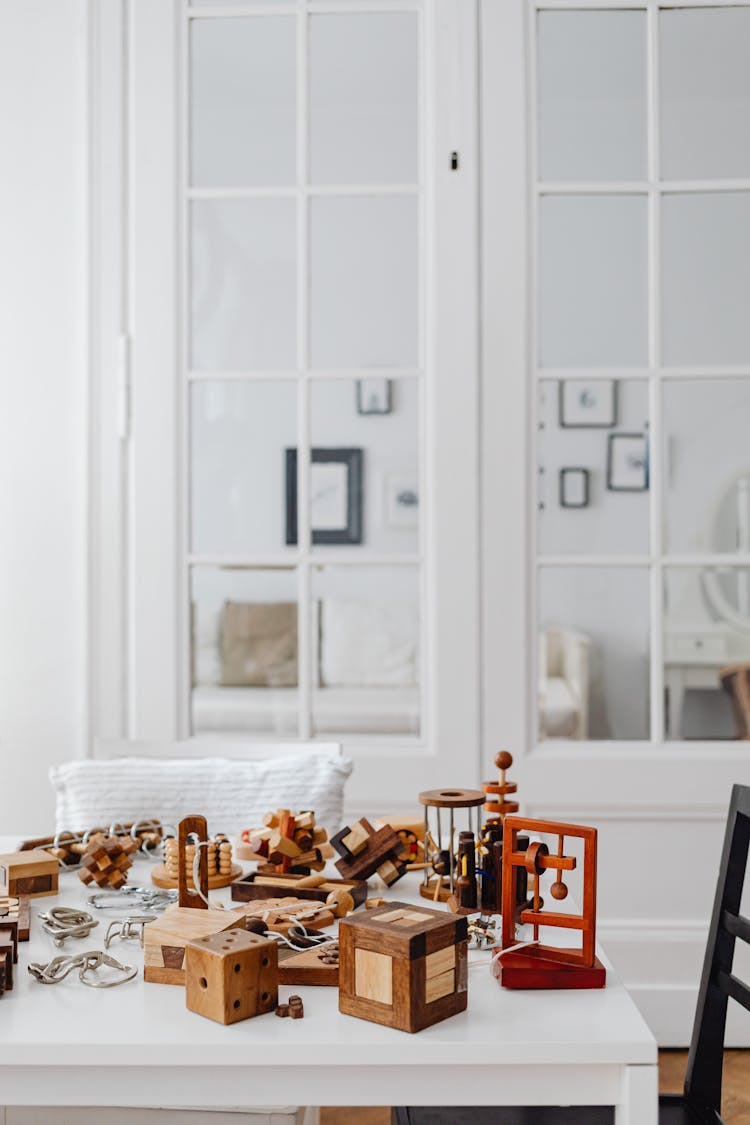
[{"left": 50, "top": 751, "right": 352, "bottom": 836}]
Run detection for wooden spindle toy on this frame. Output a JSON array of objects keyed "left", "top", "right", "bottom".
[
  {"left": 152, "top": 826, "right": 241, "bottom": 891},
  {"left": 482, "top": 751, "right": 519, "bottom": 824}
]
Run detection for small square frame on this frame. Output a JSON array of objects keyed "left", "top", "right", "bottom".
[
  {"left": 285, "top": 447, "right": 363, "bottom": 545},
  {"left": 559, "top": 467, "right": 590, "bottom": 509},
  {"left": 356, "top": 378, "right": 392, "bottom": 416},
  {"left": 606, "top": 433, "right": 649, "bottom": 493},
  {"left": 559, "top": 379, "right": 617, "bottom": 429}
]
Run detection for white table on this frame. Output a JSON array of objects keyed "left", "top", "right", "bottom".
[{"left": 0, "top": 844, "right": 658, "bottom": 1124}]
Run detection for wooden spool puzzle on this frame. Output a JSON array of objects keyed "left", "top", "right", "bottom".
[
  {"left": 493, "top": 815, "right": 606, "bottom": 990},
  {"left": 152, "top": 831, "right": 242, "bottom": 890},
  {"left": 417, "top": 788, "right": 485, "bottom": 903}
]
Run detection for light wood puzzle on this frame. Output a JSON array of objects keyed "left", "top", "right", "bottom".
[
  {"left": 0, "top": 850, "right": 58, "bottom": 898},
  {"left": 185, "top": 929, "right": 278, "bottom": 1024},
  {"left": 143, "top": 905, "right": 248, "bottom": 985},
  {"left": 234, "top": 897, "right": 335, "bottom": 936},
  {"left": 238, "top": 808, "right": 334, "bottom": 874},
  {"left": 278, "top": 940, "right": 339, "bottom": 986},
  {"left": 230, "top": 870, "right": 367, "bottom": 911},
  {"left": 339, "top": 901, "right": 468, "bottom": 1033},
  {"left": 77, "top": 833, "right": 138, "bottom": 890}
]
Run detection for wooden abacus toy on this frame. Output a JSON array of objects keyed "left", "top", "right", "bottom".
[
  {"left": 492, "top": 815, "right": 606, "bottom": 990},
  {"left": 77, "top": 833, "right": 139, "bottom": 890},
  {"left": 418, "top": 789, "right": 485, "bottom": 903},
  {"left": 238, "top": 809, "right": 334, "bottom": 875},
  {"left": 152, "top": 832, "right": 242, "bottom": 891},
  {"left": 482, "top": 751, "right": 519, "bottom": 825}
]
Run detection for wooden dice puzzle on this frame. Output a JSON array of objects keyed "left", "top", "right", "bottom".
[
  {"left": 185, "top": 928, "right": 278, "bottom": 1024},
  {"left": 338, "top": 901, "right": 468, "bottom": 1033}
]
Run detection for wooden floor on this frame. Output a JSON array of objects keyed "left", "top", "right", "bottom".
[{"left": 319, "top": 1050, "right": 750, "bottom": 1125}]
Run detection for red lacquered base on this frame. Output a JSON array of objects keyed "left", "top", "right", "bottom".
[{"left": 491, "top": 945, "right": 607, "bottom": 990}]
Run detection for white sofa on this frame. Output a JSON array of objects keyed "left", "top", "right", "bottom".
[{"left": 538, "top": 627, "right": 591, "bottom": 740}]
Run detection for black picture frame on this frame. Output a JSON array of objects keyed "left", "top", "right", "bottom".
[
  {"left": 606, "top": 433, "right": 649, "bottom": 493},
  {"left": 558, "top": 379, "right": 618, "bottom": 429},
  {"left": 285, "top": 447, "right": 364, "bottom": 545},
  {"left": 356, "top": 377, "right": 392, "bottom": 416},
  {"left": 559, "top": 467, "right": 590, "bottom": 509}
]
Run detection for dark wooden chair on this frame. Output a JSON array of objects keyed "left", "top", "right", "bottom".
[{"left": 392, "top": 783, "right": 750, "bottom": 1125}]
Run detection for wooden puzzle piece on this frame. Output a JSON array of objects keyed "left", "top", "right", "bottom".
[
  {"left": 331, "top": 818, "right": 407, "bottom": 887},
  {"left": 0, "top": 850, "right": 58, "bottom": 899},
  {"left": 231, "top": 870, "right": 367, "bottom": 911},
  {"left": 185, "top": 929, "right": 278, "bottom": 1025},
  {"left": 77, "top": 834, "right": 138, "bottom": 890},
  {"left": 143, "top": 903, "right": 248, "bottom": 985},
  {"left": 481, "top": 750, "right": 519, "bottom": 822},
  {"left": 234, "top": 897, "right": 335, "bottom": 936},
  {"left": 238, "top": 809, "right": 333, "bottom": 874},
  {"left": 278, "top": 941, "right": 339, "bottom": 986}
]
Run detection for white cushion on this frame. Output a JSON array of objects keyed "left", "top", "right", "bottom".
[
  {"left": 50, "top": 752, "right": 352, "bottom": 836},
  {"left": 540, "top": 676, "right": 578, "bottom": 738}
]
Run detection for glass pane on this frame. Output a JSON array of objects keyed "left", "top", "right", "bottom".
[
  {"left": 663, "top": 379, "right": 750, "bottom": 554},
  {"left": 664, "top": 567, "right": 750, "bottom": 741},
  {"left": 311, "top": 565, "right": 420, "bottom": 735},
  {"left": 191, "top": 567, "right": 298, "bottom": 735},
  {"left": 191, "top": 198, "right": 297, "bottom": 370},
  {"left": 190, "top": 17, "right": 296, "bottom": 188},
  {"left": 298, "top": 378, "right": 419, "bottom": 554},
  {"left": 660, "top": 8, "right": 750, "bottom": 181},
  {"left": 310, "top": 196, "right": 418, "bottom": 369},
  {"left": 539, "top": 195, "right": 648, "bottom": 368},
  {"left": 538, "top": 10, "right": 647, "bottom": 182},
  {"left": 538, "top": 379, "right": 649, "bottom": 555},
  {"left": 191, "top": 380, "right": 297, "bottom": 555},
  {"left": 538, "top": 567, "right": 650, "bottom": 740},
  {"left": 661, "top": 193, "right": 750, "bottom": 367},
  {"left": 309, "top": 12, "right": 418, "bottom": 185}
]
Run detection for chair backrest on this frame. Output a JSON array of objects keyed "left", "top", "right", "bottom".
[{"left": 685, "top": 783, "right": 750, "bottom": 1118}]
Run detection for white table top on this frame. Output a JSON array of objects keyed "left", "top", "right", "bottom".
[{"left": 0, "top": 839, "right": 657, "bottom": 1111}]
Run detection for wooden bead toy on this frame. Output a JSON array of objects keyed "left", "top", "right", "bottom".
[
  {"left": 231, "top": 870, "right": 367, "bottom": 910},
  {"left": 152, "top": 832, "right": 241, "bottom": 891},
  {"left": 184, "top": 929, "right": 278, "bottom": 1025},
  {"left": 0, "top": 849, "right": 58, "bottom": 899},
  {"left": 338, "top": 901, "right": 468, "bottom": 1034},
  {"left": 492, "top": 815, "right": 606, "bottom": 990},
  {"left": 331, "top": 818, "right": 407, "bottom": 887},
  {"left": 238, "top": 809, "right": 334, "bottom": 875},
  {"left": 481, "top": 750, "right": 520, "bottom": 824},
  {"left": 77, "top": 833, "right": 138, "bottom": 890}
]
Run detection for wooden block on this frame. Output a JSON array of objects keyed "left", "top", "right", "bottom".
[
  {"left": 492, "top": 945, "right": 607, "bottom": 990},
  {"left": 0, "top": 850, "right": 58, "bottom": 899},
  {"left": 0, "top": 898, "right": 21, "bottom": 962},
  {"left": 16, "top": 897, "right": 30, "bottom": 941},
  {"left": 295, "top": 811, "right": 315, "bottom": 831},
  {"left": 332, "top": 821, "right": 406, "bottom": 886},
  {"left": 278, "top": 941, "right": 339, "bottom": 986},
  {"left": 339, "top": 901, "right": 468, "bottom": 1033},
  {"left": 355, "top": 948, "right": 393, "bottom": 1004},
  {"left": 231, "top": 871, "right": 367, "bottom": 909},
  {"left": 185, "top": 929, "right": 278, "bottom": 1025},
  {"left": 0, "top": 936, "right": 14, "bottom": 991},
  {"left": 341, "top": 823, "right": 369, "bottom": 857},
  {"left": 143, "top": 905, "right": 248, "bottom": 985},
  {"left": 268, "top": 834, "right": 301, "bottom": 860}
]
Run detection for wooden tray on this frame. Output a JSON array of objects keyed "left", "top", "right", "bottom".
[{"left": 230, "top": 871, "right": 367, "bottom": 908}]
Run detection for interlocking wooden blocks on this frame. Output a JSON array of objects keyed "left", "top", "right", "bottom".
[
  {"left": 331, "top": 818, "right": 407, "bottom": 887},
  {"left": 143, "top": 905, "right": 248, "bottom": 985},
  {"left": 77, "top": 834, "right": 138, "bottom": 890},
  {"left": 238, "top": 808, "right": 334, "bottom": 875},
  {"left": 0, "top": 934, "right": 13, "bottom": 994},
  {"left": 339, "top": 901, "right": 468, "bottom": 1033},
  {"left": 185, "top": 929, "right": 278, "bottom": 1025},
  {"left": 0, "top": 849, "right": 58, "bottom": 899}
]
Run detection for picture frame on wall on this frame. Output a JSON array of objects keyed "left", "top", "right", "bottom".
[
  {"left": 356, "top": 377, "right": 392, "bottom": 416},
  {"left": 559, "top": 379, "right": 617, "bottom": 429},
  {"left": 606, "top": 433, "right": 649, "bottom": 493},
  {"left": 285, "top": 447, "right": 364, "bottom": 545},
  {"left": 559, "top": 467, "right": 590, "bottom": 509}
]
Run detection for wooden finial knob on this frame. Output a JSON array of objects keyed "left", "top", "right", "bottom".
[
  {"left": 550, "top": 881, "right": 568, "bottom": 901},
  {"left": 495, "top": 751, "right": 513, "bottom": 770}
]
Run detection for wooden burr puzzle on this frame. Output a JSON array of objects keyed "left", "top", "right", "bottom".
[
  {"left": 238, "top": 809, "right": 334, "bottom": 874},
  {"left": 338, "top": 901, "right": 468, "bottom": 1033},
  {"left": 331, "top": 817, "right": 407, "bottom": 887},
  {"left": 77, "top": 833, "right": 138, "bottom": 890},
  {"left": 494, "top": 815, "right": 606, "bottom": 990}
]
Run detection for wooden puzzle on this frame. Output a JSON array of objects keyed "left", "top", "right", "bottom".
[
  {"left": 19, "top": 818, "right": 166, "bottom": 869},
  {"left": 278, "top": 940, "right": 339, "bottom": 987},
  {"left": 339, "top": 901, "right": 468, "bottom": 1033},
  {"left": 231, "top": 871, "right": 366, "bottom": 913},
  {"left": 375, "top": 815, "right": 426, "bottom": 866},
  {"left": 152, "top": 832, "right": 241, "bottom": 891},
  {"left": 418, "top": 789, "right": 485, "bottom": 903},
  {"left": 481, "top": 751, "right": 519, "bottom": 824},
  {"left": 331, "top": 818, "right": 407, "bottom": 887},
  {"left": 0, "top": 934, "right": 14, "bottom": 994},
  {"left": 238, "top": 809, "right": 334, "bottom": 875},
  {"left": 234, "top": 897, "right": 335, "bottom": 936},
  {"left": 0, "top": 849, "right": 58, "bottom": 898},
  {"left": 77, "top": 833, "right": 138, "bottom": 890},
  {"left": 185, "top": 928, "right": 278, "bottom": 1025},
  {"left": 0, "top": 896, "right": 29, "bottom": 958},
  {"left": 493, "top": 815, "right": 606, "bottom": 990}
]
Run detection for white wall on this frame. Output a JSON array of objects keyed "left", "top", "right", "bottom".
[{"left": 0, "top": 1, "right": 87, "bottom": 834}]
